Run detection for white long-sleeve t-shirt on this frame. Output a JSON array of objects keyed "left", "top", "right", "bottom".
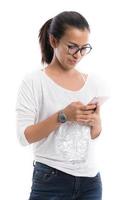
[{"left": 15, "top": 68, "right": 109, "bottom": 177}]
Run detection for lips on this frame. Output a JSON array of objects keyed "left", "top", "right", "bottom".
[{"left": 69, "top": 60, "right": 79, "bottom": 65}]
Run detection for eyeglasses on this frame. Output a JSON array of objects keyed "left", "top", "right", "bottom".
[{"left": 67, "top": 44, "right": 92, "bottom": 56}]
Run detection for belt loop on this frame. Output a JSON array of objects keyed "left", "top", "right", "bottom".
[{"left": 33, "top": 160, "right": 36, "bottom": 167}]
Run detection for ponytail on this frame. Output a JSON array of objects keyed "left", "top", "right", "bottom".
[{"left": 38, "top": 18, "right": 53, "bottom": 64}]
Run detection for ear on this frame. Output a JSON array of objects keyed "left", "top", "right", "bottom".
[{"left": 49, "top": 34, "right": 59, "bottom": 48}]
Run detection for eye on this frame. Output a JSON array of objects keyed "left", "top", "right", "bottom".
[
  {"left": 81, "top": 46, "right": 91, "bottom": 55},
  {"left": 68, "top": 45, "right": 78, "bottom": 50}
]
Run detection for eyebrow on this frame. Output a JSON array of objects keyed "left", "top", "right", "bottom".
[{"left": 68, "top": 41, "right": 89, "bottom": 46}]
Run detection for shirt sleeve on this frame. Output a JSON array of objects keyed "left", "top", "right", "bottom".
[{"left": 15, "top": 75, "right": 38, "bottom": 146}]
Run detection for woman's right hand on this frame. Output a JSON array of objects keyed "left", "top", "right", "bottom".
[{"left": 63, "top": 101, "right": 97, "bottom": 123}]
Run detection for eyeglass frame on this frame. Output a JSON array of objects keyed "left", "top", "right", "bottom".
[{"left": 67, "top": 43, "right": 92, "bottom": 56}]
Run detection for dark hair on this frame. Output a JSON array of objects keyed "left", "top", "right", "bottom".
[{"left": 38, "top": 11, "right": 90, "bottom": 64}]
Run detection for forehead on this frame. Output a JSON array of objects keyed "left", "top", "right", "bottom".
[{"left": 61, "top": 27, "right": 90, "bottom": 45}]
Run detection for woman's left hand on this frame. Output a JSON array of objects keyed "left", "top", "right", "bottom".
[{"left": 85, "top": 104, "right": 102, "bottom": 139}]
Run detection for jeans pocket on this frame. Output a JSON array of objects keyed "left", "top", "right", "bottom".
[
  {"left": 32, "top": 163, "right": 57, "bottom": 184},
  {"left": 88, "top": 172, "right": 102, "bottom": 186}
]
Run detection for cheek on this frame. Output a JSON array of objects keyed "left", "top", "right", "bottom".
[{"left": 56, "top": 48, "right": 68, "bottom": 63}]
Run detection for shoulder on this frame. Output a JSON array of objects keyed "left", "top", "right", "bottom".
[
  {"left": 17, "top": 69, "right": 43, "bottom": 96},
  {"left": 21, "top": 69, "right": 43, "bottom": 88},
  {"left": 23, "top": 69, "right": 41, "bottom": 82}
]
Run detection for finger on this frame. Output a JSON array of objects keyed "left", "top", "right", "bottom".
[
  {"left": 83, "top": 110, "right": 95, "bottom": 115},
  {"left": 79, "top": 105, "right": 87, "bottom": 111},
  {"left": 95, "top": 104, "right": 100, "bottom": 114},
  {"left": 81, "top": 104, "right": 96, "bottom": 111},
  {"left": 89, "top": 118, "right": 95, "bottom": 123},
  {"left": 80, "top": 109, "right": 95, "bottom": 115},
  {"left": 78, "top": 114, "right": 90, "bottom": 120},
  {"left": 77, "top": 115, "right": 93, "bottom": 122},
  {"left": 87, "top": 104, "right": 97, "bottom": 110},
  {"left": 77, "top": 115, "right": 94, "bottom": 123}
]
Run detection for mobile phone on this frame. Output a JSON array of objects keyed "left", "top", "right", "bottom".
[{"left": 89, "top": 96, "right": 109, "bottom": 106}]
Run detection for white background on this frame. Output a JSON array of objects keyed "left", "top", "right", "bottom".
[{"left": 0, "top": 0, "right": 134, "bottom": 199}]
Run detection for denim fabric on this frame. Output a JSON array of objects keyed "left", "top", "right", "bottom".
[{"left": 28, "top": 161, "right": 102, "bottom": 200}]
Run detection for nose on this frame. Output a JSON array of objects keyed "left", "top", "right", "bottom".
[{"left": 73, "top": 50, "right": 82, "bottom": 59}]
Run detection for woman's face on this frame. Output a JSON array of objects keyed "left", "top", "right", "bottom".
[{"left": 54, "top": 27, "right": 90, "bottom": 71}]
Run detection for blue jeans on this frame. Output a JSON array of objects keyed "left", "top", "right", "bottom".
[{"left": 28, "top": 161, "right": 102, "bottom": 200}]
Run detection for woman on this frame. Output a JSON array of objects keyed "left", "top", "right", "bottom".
[{"left": 16, "top": 11, "right": 107, "bottom": 200}]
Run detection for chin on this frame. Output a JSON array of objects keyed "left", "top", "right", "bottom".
[
  {"left": 66, "top": 65, "right": 76, "bottom": 70},
  {"left": 61, "top": 63, "right": 74, "bottom": 71},
  {"left": 67, "top": 61, "right": 78, "bottom": 68}
]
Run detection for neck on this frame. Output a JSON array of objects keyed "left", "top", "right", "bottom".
[{"left": 47, "top": 57, "right": 77, "bottom": 75}]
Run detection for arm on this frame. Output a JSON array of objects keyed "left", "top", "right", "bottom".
[
  {"left": 16, "top": 75, "right": 97, "bottom": 146},
  {"left": 16, "top": 76, "right": 61, "bottom": 146},
  {"left": 24, "top": 102, "right": 98, "bottom": 144},
  {"left": 90, "top": 126, "right": 102, "bottom": 139},
  {"left": 24, "top": 111, "right": 61, "bottom": 144},
  {"left": 86, "top": 105, "right": 102, "bottom": 139}
]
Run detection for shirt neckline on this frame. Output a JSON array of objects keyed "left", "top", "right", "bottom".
[{"left": 39, "top": 68, "right": 89, "bottom": 93}]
